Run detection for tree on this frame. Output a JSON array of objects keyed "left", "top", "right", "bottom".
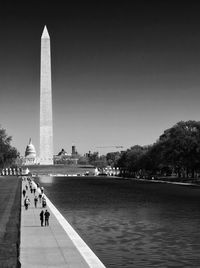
[
  {"left": 117, "top": 145, "right": 148, "bottom": 177},
  {"left": 0, "top": 126, "right": 18, "bottom": 168},
  {"left": 157, "top": 121, "right": 200, "bottom": 177},
  {"left": 117, "top": 120, "right": 200, "bottom": 179},
  {"left": 106, "top": 152, "right": 121, "bottom": 167},
  {"left": 88, "top": 151, "right": 99, "bottom": 165}
]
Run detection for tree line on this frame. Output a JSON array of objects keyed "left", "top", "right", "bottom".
[
  {"left": 0, "top": 126, "right": 18, "bottom": 168},
  {"left": 107, "top": 120, "right": 200, "bottom": 179}
]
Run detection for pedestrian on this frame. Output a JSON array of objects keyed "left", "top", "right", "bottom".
[
  {"left": 42, "top": 197, "right": 47, "bottom": 208},
  {"left": 24, "top": 197, "right": 27, "bottom": 209},
  {"left": 44, "top": 209, "right": 50, "bottom": 226},
  {"left": 33, "top": 188, "right": 36, "bottom": 194},
  {"left": 24, "top": 197, "right": 30, "bottom": 210},
  {"left": 38, "top": 193, "right": 42, "bottom": 203},
  {"left": 40, "top": 210, "right": 44, "bottom": 226},
  {"left": 34, "top": 195, "right": 38, "bottom": 208},
  {"left": 22, "top": 189, "right": 26, "bottom": 198},
  {"left": 41, "top": 186, "right": 44, "bottom": 194},
  {"left": 25, "top": 184, "right": 28, "bottom": 190}
]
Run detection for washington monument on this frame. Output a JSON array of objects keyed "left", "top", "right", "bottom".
[{"left": 40, "top": 26, "right": 53, "bottom": 165}]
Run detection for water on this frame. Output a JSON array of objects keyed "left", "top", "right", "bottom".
[{"left": 35, "top": 176, "right": 200, "bottom": 267}]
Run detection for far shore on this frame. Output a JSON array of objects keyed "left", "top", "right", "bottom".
[
  {"left": 31, "top": 170, "right": 200, "bottom": 188},
  {"left": 124, "top": 176, "right": 200, "bottom": 187}
]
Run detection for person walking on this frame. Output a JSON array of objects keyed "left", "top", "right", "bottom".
[
  {"left": 40, "top": 210, "right": 44, "bottom": 226},
  {"left": 38, "top": 188, "right": 42, "bottom": 203},
  {"left": 24, "top": 197, "right": 27, "bottom": 209},
  {"left": 34, "top": 195, "right": 38, "bottom": 208},
  {"left": 44, "top": 209, "right": 50, "bottom": 226},
  {"left": 22, "top": 189, "right": 26, "bottom": 198},
  {"left": 42, "top": 197, "right": 47, "bottom": 208},
  {"left": 24, "top": 197, "right": 30, "bottom": 210}
]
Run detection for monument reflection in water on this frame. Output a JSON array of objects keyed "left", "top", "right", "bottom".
[
  {"left": 35, "top": 176, "right": 200, "bottom": 268},
  {"left": 39, "top": 175, "right": 54, "bottom": 184}
]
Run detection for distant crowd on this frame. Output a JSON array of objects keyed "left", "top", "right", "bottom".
[{"left": 22, "top": 176, "right": 50, "bottom": 227}]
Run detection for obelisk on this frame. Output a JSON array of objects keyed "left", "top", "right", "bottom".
[{"left": 40, "top": 26, "right": 53, "bottom": 165}]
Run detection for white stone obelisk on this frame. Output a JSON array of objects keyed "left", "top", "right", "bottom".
[{"left": 40, "top": 26, "right": 53, "bottom": 165}]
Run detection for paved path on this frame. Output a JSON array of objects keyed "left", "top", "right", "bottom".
[{"left": 20, "top": 179, "right": 106, "bottom": 268}]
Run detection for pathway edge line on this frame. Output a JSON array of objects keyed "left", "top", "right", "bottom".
[{"left": 45, "top": 194, "right": 106, "bottom": 268}]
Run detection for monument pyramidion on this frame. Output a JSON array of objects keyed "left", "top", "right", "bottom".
[{"left": 40, "top": 26, "right": 53, "bottom": 165}]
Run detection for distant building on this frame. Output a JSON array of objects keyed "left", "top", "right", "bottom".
[
  {"left": 57, "top": 148, "right": 70, "bottom": 157},
  {"left": 54, "top": 145, "right": 79, "bottom": 165},
  {"left": 72, "top": 144, "right": 77, "bottom": 157},
  {"left": 22, "top": 138, "right": 38, "bottom": 165}
]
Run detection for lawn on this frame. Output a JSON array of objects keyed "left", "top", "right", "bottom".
[{"left": 0, "top": 176, "right": 21, "bottom": 267}]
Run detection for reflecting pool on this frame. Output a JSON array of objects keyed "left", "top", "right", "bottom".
[{"left": 35, "top": 176, "right": 200, "bottom": 267}]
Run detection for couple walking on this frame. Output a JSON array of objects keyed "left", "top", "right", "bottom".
[{"left": 40, "top": 209, "right": 50, "bottom": 226}]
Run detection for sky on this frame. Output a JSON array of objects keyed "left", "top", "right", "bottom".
[{"left": 1, "top": 2, "right": 200, "bottom": 156}]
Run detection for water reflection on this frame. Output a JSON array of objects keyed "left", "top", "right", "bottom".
[
  {"left": 39, "top": 175, "right": 55, "bottom": 184},
  {"left": 35, "top": 177, "right": 200, "bottom": 267}
]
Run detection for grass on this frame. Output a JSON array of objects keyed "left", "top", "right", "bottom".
[{"left": 0, "top": 176, "right": 21, "bottom": 267}]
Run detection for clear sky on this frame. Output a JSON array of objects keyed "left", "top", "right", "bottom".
[{"left": 1, "top": 2, "right": 200, "bottom": 156}]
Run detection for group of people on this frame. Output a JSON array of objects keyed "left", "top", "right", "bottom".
[
  {"left": 40, "top": 209, "right": 50, "bottom": 226},
  {"left": 22, "top": 176, "right": 50, "bottom": 226}
]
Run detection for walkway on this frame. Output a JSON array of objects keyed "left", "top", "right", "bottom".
[{"left": 20, "top": 179, "right": 106, "bottom": 268}]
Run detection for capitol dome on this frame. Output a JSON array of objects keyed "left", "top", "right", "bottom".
[{"left": 25, "top": 138, "right": 36, "bottom": 158}]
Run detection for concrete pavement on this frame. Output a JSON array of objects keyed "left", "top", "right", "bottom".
[{"left": 20, "top": 178, "right": 106, "bottom": 268}]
